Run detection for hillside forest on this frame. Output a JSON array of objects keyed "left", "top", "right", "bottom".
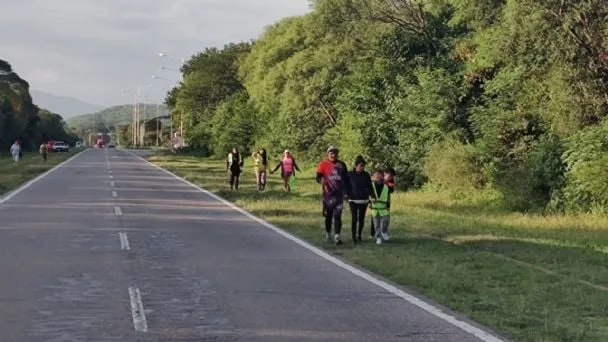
[
  {"left": 163, "top": 0, "right": 608, "bottom": 213},
  {"left": 0, "top": 59, "right": 78, "bottom": 150}
]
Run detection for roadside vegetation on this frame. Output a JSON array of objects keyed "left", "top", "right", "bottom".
[
  {"left": 150, "top": 152, "right": 608, "bottom": 342},
  {"left": 0, "top": 149, "right": 82, "bottom": 197}
]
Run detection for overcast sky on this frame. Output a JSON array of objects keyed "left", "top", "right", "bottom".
[{"left": 0, "top": 0, "right": 310, "bottom": 107}]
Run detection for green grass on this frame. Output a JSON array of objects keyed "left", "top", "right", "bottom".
[
  {"left": 0, "top": 149, "right": 82, "bottom": 197},
  {"left": 149, "top": 153, "right": 608, "bottom": 342}
]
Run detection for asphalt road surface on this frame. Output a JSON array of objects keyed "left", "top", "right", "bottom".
[{"left": 0, "top": 148, "right": 505, "bottom": 342}]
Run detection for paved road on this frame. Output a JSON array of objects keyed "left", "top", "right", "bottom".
[{"left": 0, "top": 148, "right": 503, "bottom": 342}]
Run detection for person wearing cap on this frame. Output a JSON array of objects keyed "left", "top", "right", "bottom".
[
  {"left": 271, "top": 149, "right": 300, "bottom": 192},
  {"left": 348, "top": 155, "right": 372, "bottom": 243},
  {"left": 316, "top": 146, "right": 351, "bottom": 245}
]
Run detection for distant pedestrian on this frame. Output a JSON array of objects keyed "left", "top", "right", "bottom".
[
  {"left": 271, "top": 150, "right": 300, "bottom": 192},
  {"left": 251, "top": 148, "right": 268, "bottom": 191},
  {"left": 39, "top": 142, "right": 48, "bottom": 162},
  {"left": 17, "top": 139, "right": 23, "bottom": 160},
  {"left": 316, "top": 146, "right": 351, "bottom": 245},
  {"left": 370, "top": 169, "right": 392, "bottom": 245},
  {"left": 226, "top": 147, "right": 244, "bottom": 190},
  {"left": 10, "top": 141, "right": 21, "bottom": 162},
  {"left": 348, "top": 155, "right": 372, "bottom": 243}
]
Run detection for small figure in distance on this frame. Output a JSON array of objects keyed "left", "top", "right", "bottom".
[
  {"left": 251, "top": 148, "right": 268, "bottom": 191},
  {"left": 226, "top": 147, "right": 244, "bottom": 190}
]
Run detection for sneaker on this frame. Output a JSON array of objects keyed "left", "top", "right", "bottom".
[
  {"left": 334, "top": 234, "right": 343, "bottom": 245},
  {"left": 376, "top": 238, "right": 382, "bottom": 245},
  {"left": 325, "top": 233, "right": 331, "bottom": 241},
  {"left": 381, "top": 232, "right": 390, "bottom": 241}
]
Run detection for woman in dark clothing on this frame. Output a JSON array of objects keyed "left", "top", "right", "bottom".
[
  {"left": 226, "top": 147, "right": 244, "bottom": 190},
  {"left": 348, "top": 155, "right": 373, "bottom": 243}
]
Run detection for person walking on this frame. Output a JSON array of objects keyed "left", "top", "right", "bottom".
[
  {"left": 348, "top": 155, "right": 372, "bottom": 243},
  {"left": 251, "top": 148, "right": 268, "bottom": 191},
  {"left": 226, "top": 147, "right": 244, "bottom": 190},
  {"left": 39, "top": 142, "right": 48, "bottom": 162},
  {"left": 10, "top": 140, "right": 21, "bottom": 162},
  {"left": 316, "top": 146, "right": 351, "bottom": 245},
  {"left": 370, "top": 169, "right": 392, "bottom": 245},
  {"left": 271, "top": 150, "right": 300, "bottom": 192},
  {"left": 370, "top": 167, "right": 397, "bottom": 237}
]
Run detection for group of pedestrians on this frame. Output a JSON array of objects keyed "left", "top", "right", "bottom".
[
  {"left": 226, "top": 145, "right": 396, "bottom": 246},
  {"left": 8, "top": 141, "right": 49, "bottom": 162},
  {"left": 316, "top": 146, "right": 395, "bottom": 245}
]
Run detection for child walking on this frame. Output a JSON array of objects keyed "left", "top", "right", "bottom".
[
  {"left": 370, "top": 169, "right": 391, "bottom": 245},
  {"left": 370, "top": 168, "right": 396, "bottom": 238}
]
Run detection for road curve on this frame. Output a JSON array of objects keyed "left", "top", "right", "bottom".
[{"left": 0, "top": 148, "right": 505, "bottom": 342}]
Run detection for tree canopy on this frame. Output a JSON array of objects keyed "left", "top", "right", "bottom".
[
  {"left": 164, "top": 0, "right": 608, "bottom": 213},
  {"left": 0, "top": 59, "right": 78, "bottom": 150}
]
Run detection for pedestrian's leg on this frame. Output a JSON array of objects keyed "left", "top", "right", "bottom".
[
  {"left": 235, "top": 174, "right": 240, "bottom": 190},
  {"left": 349, "top": 202, "right": 358, "bottom": 243},
  {"left": 381, "top": 216, "right": 390, "bottom": 241},
  {"left": 324, "top": 206, "right": 333, "bottom": 238},
  {"left": 373, "top": 216, "right": 383, "bottom": 244},
  {"left": 229, "top": 172, "right": 235, "bottom": 190},
  {"left": 357, "top": 203, "right": 367, "bottom": 240},
  {"left": 261, "top": 171, "right": 266, "bottom": 190},
  {"left": 255, "top": 170, "right": 261, "bottom": 190},
  {"left": 333, "top": 204, "right": 343, "bottom": 245},
  {"left": 370, "top": 215, "right": 375, "bottom": 237}
]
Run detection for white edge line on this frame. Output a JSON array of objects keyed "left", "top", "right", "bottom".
[
  {"left": 109, "top": 175, "right": 114, "bottom": 179},
  {"left": 128, "top": 151, "right": 505, "bottom": 342},
  {"left": 128, "top": 287, "right": 148, "bottom": 332},
  {"left": 114, "top": 206, "right": 122, "bottom": 216},
  {"left": 112, "top": 191, "right": 118, "bottom": 198},
  {"left": 110, "top": 181, "right": 116, "bottom": 187},
  {"left": 0, "top": 150, "right": 87, "bottom": 204}
]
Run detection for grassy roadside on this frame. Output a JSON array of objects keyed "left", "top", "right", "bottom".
[
  {"left": 0, "top": 148, "right": 83, "bottom": 197},
  {"left": 149, "top": 153, "right": 608, "bottom": 342}
]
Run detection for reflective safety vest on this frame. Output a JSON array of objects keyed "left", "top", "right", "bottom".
[{"left": 371, "top": 182, "right": 390, "bottom": 217}]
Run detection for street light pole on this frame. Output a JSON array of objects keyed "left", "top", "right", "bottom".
[
  {"left": 152, "top": 75, "right": 175, "bottom": 149},
  {"left": 122, "top": 89, "right": 137, "bottom": 147},
  {"left": 159, "top": 52, "right": 186, "bottom": 148}
]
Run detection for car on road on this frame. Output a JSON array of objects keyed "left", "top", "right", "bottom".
[{"left": 51, "top": 141, "right": 69, "bottom": 152}]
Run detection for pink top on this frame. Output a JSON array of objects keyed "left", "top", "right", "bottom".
[{"left": 283, "top": 157, "right": 294, "bottom": 173}]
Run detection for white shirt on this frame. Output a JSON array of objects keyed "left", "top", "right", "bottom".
[{"left": 10, "top": 143, "right": 20, "bottom": 154}]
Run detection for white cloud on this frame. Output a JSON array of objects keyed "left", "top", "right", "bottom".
[{"left": 0, "top": 0, "right": 310, "bottom": 106}]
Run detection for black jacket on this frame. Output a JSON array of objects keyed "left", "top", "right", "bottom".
[{"left": 348, "top": 170, "right": 372, "bottom": 201}]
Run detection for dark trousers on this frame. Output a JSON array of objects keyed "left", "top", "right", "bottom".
[
  {"left": 349, "top": 202, "right": 367, "bottom": 241},
  {"left": 229, "top": 171, "right": 240, "bottom": 190},
  {"left": 323, "top": 201, "right": 343, "bottom": 235}
]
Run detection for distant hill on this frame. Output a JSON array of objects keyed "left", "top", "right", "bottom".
[
  {"left": 30, "top": 90, "right": 104, "bottom": 119},
  {"left": 66, "top": 104, "right": 170, "bottom": 133}
]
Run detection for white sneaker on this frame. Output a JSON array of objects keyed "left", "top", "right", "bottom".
[
  {"left": 325, "top": 233, "right": 331, "bottom": 241},
  {"left": 382, "top": 232, "right": 390, "bottom": 241},
  {"left": 376, "top": 238, "right": 382, "bottom": 245},
  {"left": 334, "top": 234, "right": 343, "bottom": 245}
]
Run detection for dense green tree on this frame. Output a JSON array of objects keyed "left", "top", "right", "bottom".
[{"left": 166, "top": 0, "right": 608, "bottom": 212}]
